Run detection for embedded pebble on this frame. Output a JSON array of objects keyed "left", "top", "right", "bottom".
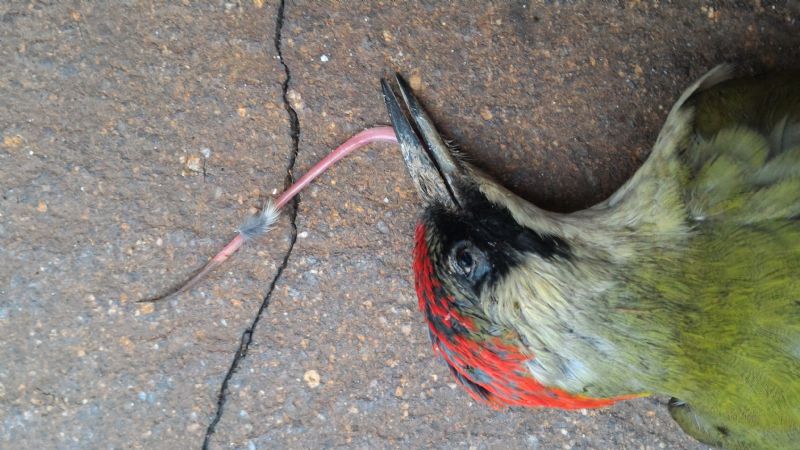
[
  {"left": 376, "top": 221, "right": 389, "bottom": 234},
  {"left": 303, "top": 370, "right": 321, "bottom": 388}
]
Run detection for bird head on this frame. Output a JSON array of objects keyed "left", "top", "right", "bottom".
[{"left": 381, "top": 75, "right": 638, "bottom": 409}]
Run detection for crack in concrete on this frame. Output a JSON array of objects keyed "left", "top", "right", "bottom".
[{"left": 202, "top": 0, "right": 300, "bottom": 448}]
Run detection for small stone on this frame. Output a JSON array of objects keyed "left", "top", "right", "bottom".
[
  {"left": 119, "top": 336, "right": 135, "bottom": 352},
  {"left": 3, "top": 135, "right": 23, "bottom": 149},
  {"left": 320, "top": 54, "right": 329, "bottom": 62},
  {"left": 303, "top": 369, "right": 321, "bottom": 388},
  {"left": 138, "top": 303, "right": 155, "bottom": 315},
  {"left": 185, "top": 155, "right": 202, "bottom": 174},
  {"left": 287, "top": 89, "right": 304, "bottom": 111},
  {"left": 480, "top": 106, "right": 493, "bottom": 121},
  {"left": 36, "top": 200, "right": 47, "bottom": 213},
  {"left": 298, "top": 231, "right": 309, "bottom": 239},
  {"left": 705, "top": 6, "right": 720, "bottom": 21},
  {"left": 409, "top": 73, "right": 422, "bottom": 91},
  {"left": 394, "top": 386, "right": 404, "bottom": 397},
  {"left": 376, "top": 221, "right": 389, "bottom": 234}
]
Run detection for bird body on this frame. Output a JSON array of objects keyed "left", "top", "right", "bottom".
[{"left": 382, "top": 67, "right": 800, "bottom": 449}]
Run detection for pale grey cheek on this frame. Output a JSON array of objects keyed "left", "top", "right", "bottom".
[
  {"left": 524, "top": 350, "right": 596, "bottom": 394},
  {"left": 525, "top": 358, "right": 556, "bottom": 386},
  {"left": 562, "top": 358, "right": 590, "bottom": 383},
  {"left": 524, "top": 355, "right": 578, "bottom": 390}
]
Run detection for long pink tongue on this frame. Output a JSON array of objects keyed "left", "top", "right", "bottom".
[
  {"left": 274, "top": 127, "right": 396, "bottom": 208},
  {"left": 142, "top": 126, "right": 398, "bottom": 302}
]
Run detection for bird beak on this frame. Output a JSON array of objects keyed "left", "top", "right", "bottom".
[{"left": 382, "top": 74, "right": 463, "bottom": 210}]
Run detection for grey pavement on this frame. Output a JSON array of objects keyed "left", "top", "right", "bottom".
[{"left": 1, "top": 1, "right": 798, "bottom": 449}]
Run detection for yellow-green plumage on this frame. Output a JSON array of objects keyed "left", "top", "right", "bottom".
[
  {"left": 387, "top": 65, "right": 798, "bottom": 449},
  {"left": 476, "top": 67, "right": 799, "bottom": 449},
  {"left": 590, "top": 68, "right": 800, "bottom": 448},
  {"left": 655, "top": 70, "right": 800, "bottom": 449}
]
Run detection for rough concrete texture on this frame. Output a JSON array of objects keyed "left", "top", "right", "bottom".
[{"left": 1, "top": 1, "right": 798, "bottom": 449}]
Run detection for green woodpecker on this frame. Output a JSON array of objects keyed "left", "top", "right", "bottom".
[{"left": 381, "top": 66, "right": 800, "bottom": 449}]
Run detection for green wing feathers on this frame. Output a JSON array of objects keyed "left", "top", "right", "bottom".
[
  {"left": 686, "top": 128, "right": 800, "bottom": 222},
  {"left": 665, "top": 70, "right": 800, "bottom": 449},
  {"left": 684, "top": 71, "right": 800, "bottom": 222}
]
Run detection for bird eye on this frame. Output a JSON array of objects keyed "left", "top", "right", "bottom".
[
  {"left": 450, "top": 241, "right": 489, "bottom": 283},
  {"left": 456, "top": 247, "right": 475, "bottom": 275}
]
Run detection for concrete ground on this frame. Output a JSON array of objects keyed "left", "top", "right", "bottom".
[{"left": 1, "top": 1, "right": 798, "bottom": 449}]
